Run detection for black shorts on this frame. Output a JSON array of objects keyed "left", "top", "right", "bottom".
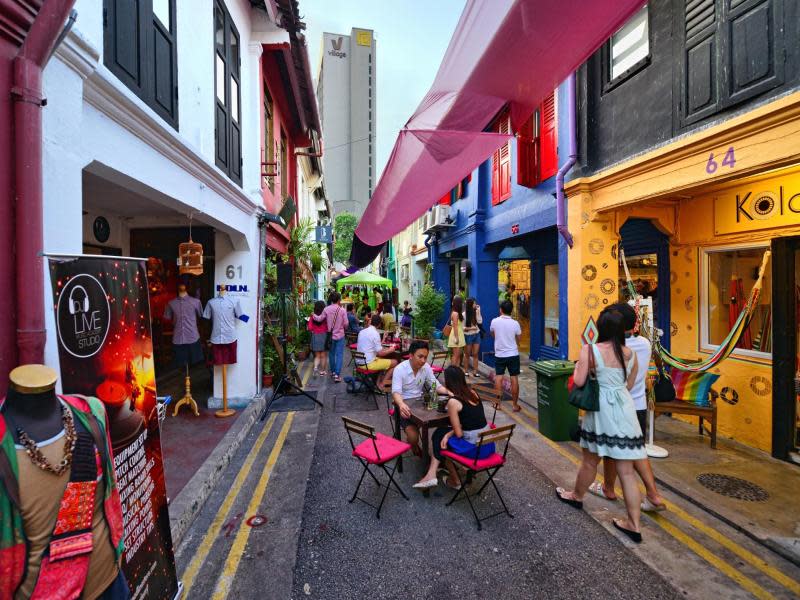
[
  {"left": 636, "top": 409, "right": 647, "bottom": 437},
  {"left": 495, "top": 355, "right": 520, "bottom": 376}
]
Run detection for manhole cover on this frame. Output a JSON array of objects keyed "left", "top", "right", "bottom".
[{"left": 696, "top": 473, "right": 769, "bottom": 502}]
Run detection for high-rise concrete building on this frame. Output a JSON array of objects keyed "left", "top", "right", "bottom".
[{"left": 317, "top": 28, "right": 376, "bottom": 217}]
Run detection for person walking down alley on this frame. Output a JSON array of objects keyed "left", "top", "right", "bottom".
[
  {"left": 323, "top": 292, "right": 347, "bottom": 383},
  {"left": 448, "top": 296, "right": 466, "bottom": 368},
  {"left": 308, "top": 300, "right": 329, "bottom": 376},
  {"left": 555, "top": 307, "right": 646, "bottom": 543},
  {"left": 587, "top": 303, "right": 666, "bottom": 512},
  {"left": 463, "top": 297, "right": 483, "bottom": 377},
  {"left": 491, "top": 300, "right": 522, "bottom": 411}
]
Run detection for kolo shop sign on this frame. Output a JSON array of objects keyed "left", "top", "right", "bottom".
[{"left": 714, "top": 172, "right": 800, "bottom": 235}]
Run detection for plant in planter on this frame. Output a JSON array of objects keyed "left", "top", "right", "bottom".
[
  {"left": 262, "top": 341, "right": 279, "bottom": 387},
  {"left": 414, "top": 283, "right": 446, "bottom": 341}
]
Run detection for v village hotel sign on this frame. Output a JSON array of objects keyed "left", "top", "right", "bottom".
[{"left": 714, "top": 172, "right": 800, "bottom": 235}]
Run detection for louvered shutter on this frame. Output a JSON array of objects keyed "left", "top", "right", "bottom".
[
  {"left": 491, "top": 149, "right": 500, "bottom": 205},
  {"left": 539, "top": 92, "right": 557, "bottom": 181},
  {"left": 517, "top": 114, "right": 536, "bottom": 188},
  {"left": 497, "top": 115, "right": 512, "bottom": 202}
]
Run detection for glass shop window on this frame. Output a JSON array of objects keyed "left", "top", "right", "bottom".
[
  {"left": 544, "top": 263, "right": 560, "bottom": 348},
  {"left": 702, "top": 245, "right": 771, "bottom": 358}
]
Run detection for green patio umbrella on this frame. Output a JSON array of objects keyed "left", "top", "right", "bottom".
[{"left": 335, "top": 271, "right": 393, "bottom": 291}]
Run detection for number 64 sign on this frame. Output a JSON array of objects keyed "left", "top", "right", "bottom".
[{"left": 706, "top": 147, "right": 736, "bottom": 174}]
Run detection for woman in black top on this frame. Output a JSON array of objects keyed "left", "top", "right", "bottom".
[{"left": 413, "top": 366, "right": 488, "bottom": 490}]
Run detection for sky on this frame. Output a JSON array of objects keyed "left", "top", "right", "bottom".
[{"left": 301, "top": 0, "right": 466, "bottom": 180}]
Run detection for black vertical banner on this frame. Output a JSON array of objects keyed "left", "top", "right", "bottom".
[{"left": 48, "top": 256, "right": 179, "bottom": 600}]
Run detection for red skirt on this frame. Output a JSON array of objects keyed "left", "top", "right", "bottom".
[{"left": 212, "top": 340, "right": 237, "bottom": 365}]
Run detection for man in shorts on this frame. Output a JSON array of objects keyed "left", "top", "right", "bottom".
[
  {"left": 391, "top": 340, "right": 451, "bottom": 456},
  {"left": 491, "top": 300, "right": 522, "bottom": 412},
  {"left": 357, "top": 314, "right": 397, "bottom": 387}
]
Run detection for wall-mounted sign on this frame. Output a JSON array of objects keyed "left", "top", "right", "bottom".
[
  {"left": 356, "top": 30, "right": 372, "bottom": 46},
  {"left": 316, "top": 225, "right": 333, "bottom": 244},
  {"left": 511, "top": 224, "right": 520, "bottom": 235},
  {"left": 713, "top": 172, "right": 800, "bottom": 235}
]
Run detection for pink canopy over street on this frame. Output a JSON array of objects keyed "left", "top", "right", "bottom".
[{"left": 349, "top": 0, "right": 646, "bottom": 268}]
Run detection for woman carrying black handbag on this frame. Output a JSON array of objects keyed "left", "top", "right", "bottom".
[{"left": 555, "top": 307, "right": 646, "bottom": 543}]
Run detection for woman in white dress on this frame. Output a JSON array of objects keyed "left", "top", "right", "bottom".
[{"left": 555, "top": 307, "right": 646, "bottom": 543}]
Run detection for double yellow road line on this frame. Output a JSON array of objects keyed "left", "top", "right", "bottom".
[
  {"left": 182, "top": 360, "right": 315, "bottom": 597},
  {"left": 503, "top": 404, "right": 800, "bottom": 599}
]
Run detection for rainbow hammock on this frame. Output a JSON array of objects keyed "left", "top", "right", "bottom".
[{"left": 620, "top": 248, "right": 771, "bottom": 373}]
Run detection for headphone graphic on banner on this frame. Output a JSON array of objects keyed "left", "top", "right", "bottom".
[{"left": 68, "top": 285, "right": 90, "bottom": 315}]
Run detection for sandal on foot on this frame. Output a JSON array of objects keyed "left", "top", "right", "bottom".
[
  {"left": 588, "top": 481, "right": 618, "bottom": 501},
  {"left": 641, "top": 498, "right": 667, "bottom": 512},
  {"left": 319, "top": 370, "right": 327, "bottom": 376},
  {"left": 445, "top": 479, "right": 461, "bottom": 491},
  {"left": 512, "top": 405, "right": 522, "bottom": 412},
  {"left": 413, "top": 478, "right": 438, "bottom": 489},
  {"left": 555, "top": 487, "right": 583, "bottom": 509},
  {"left": 613, "top": 519, "right": 642, "bottom": 543}
]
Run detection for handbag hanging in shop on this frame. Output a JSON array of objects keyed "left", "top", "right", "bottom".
[
  {"left": 568, "top": 345, "right": 600, "bottom": 411},
  {"left": 652, "top": 352, "right": 676, "bottom": 402}
]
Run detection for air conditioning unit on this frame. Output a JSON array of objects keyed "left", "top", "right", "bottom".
[
  {"left": 422, "top": 210, "right": 433, "bottom": 233},
  {"left": 432, "top": 205, "right": 450, "bottom": 227}
]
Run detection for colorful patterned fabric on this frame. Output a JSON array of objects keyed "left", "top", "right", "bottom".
[
  {"left": 670, "top": 370, "right": 719, "bottom": 407},
  {"left": 0, "top": 395, "right": 123, "bottom": 600}
]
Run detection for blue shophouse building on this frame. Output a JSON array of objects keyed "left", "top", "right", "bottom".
[{"left": 426, "top": 81, "right": 572, "bottom": 365}]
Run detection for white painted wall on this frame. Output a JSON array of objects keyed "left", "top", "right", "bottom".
[{"left": 42, "top": 0, "right": 271, "bottom": 402}]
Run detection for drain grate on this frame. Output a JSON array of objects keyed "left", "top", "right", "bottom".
[{"left": 696, "top": 473, "right": 769, "bottom": 502}]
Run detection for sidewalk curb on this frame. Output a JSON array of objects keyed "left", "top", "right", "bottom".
[{"left": 169, "top": 389, "right": 271, "bottom": 547}]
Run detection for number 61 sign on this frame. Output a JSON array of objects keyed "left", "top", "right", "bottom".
[{"left": 706, "top": 147, "right": 736, "bottom": 174}]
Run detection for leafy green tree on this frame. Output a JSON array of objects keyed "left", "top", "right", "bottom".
[{"left": 333, "top": 213, "right": 358, "bottom": 264}]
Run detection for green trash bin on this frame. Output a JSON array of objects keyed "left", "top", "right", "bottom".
[{"left": 531, "top": 360, "right": 577, "bottom": 442}]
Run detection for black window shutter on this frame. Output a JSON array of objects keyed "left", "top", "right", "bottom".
[
  {"left": 680, "top": 0, "right": 784, "bottom": 127},
  {"left": 150, "top": 0, "right": 178, "bottom": 124},
  {"left": 104, "top": 0, "right": 178, "bottom": 130},
  {"left": 725, "top": 0, "right": 784, "bottom": 104},
  {"left": 104, "top": 0, "right": 146, "bottom": 95},
  {"left": 213, "top": 2, "right": 242, "bottom": 186},
  {"left": 682, "top": 0, "right": 720, "bottom": 124}
]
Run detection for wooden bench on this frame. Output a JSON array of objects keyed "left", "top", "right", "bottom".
[{"left": 652, "top": 389, "right": 718, "bottom": 449}]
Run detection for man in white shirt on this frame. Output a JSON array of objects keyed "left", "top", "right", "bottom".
[
  {"left": 357, "top": 314, "right": 397, "bottom": 387},
  {"left": 391, "top": 340, "right": 450, "bottom": 456},
  {"left": 589, "top": 303, "right": 666, "bottom": 512},
  {"left": 490, "top": 300, "right": 522, "bottom": 412}
]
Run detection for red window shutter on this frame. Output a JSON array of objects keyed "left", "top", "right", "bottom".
[
  {"left": 438, "top": 191, "right": 451, "bottom": 205},
  {"left": 517, "top": 114, "right": 536, "bottom": 187},
  {"left": 539, "top": 91, "right": 558, "bottom": 181},
  {"left": 491, "top": 149, "right": 500, "bottom": 205}
]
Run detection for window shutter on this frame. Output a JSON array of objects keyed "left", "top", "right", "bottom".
[
  {"left": 105, "top": 0, "right": 146, "bottom": 95},
  {"left": 517, "top": 114, "right": 536, "bottom": 187},
  {"left": 491, "top": 148, "right": 500, "bottom": 205},
  {"left": 539, "top": 91, "right": 557, "bottom": 181},
  {"left": 682, "top": 0, "right": 720, "bottom": 124},
  {"left": 438, "top": 191, "right": 451, "bottom": 205},
  {"left": 151, "top": 2, "right": 177, "bottom": 123}
]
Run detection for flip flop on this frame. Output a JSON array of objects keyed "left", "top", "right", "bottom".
[
  {"left": 641, "top": 498, "right": 667, "bottom": 512},
  {"left": 612, "top": 519, "right": 642, "bottom": 543},
  {"left": 588, "top": 481, "right": 618, "bottom": 501},
  {"left": 555, "top": 487, "right": 583, "bottom": 509},
  {"left": 512, "top": 405, "right": 522, "bottom": 412},
  {"left": 444, "top": 479, "right": 461, "bottom": 491},
  {"left": 412, "top": 478, "right": 438, "bottom": 489}
]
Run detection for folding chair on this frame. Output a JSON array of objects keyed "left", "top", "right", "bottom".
[
  {"left": 441, "top": 424, "right": 516, "bottom": 530},
  {"left": 380, "top": 378, "right": 395, "bottom": 430},
  {"left": 346, "top": 332, "right": 358, "bottom": 368},
  {"left": 342, "top": 417, "right": 410, "bottom": 518},
  {"left": 351, "top": 350, "right": 384, "bottom": 410},
  {"left": 430, "top": 350, "right": 450, "bottom": 381}
]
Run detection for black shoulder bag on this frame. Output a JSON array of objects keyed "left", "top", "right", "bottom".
[{"left": 568, "top": 346, "right": 600, "bottom": 412}]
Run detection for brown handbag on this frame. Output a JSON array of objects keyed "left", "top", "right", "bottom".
[{"left": 442, "top": 324, "right": 452, "bottom": 338}]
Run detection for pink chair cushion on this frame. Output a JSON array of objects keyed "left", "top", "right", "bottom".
[
  {"left": 349, "top": 343, "right": 358, "bottom": 350},
  {"left": 440, "top": 450, "right": 505, "bottom": 470},
  {"left": 430, "top": 365, "right": 444, "bottom": 373},
  {"left": 353, "top": 433, "right": 411, "bottom": 464}
]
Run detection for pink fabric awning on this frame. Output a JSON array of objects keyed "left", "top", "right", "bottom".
[{"left": 350, "top": 0, "right": 646, "bottom": 267}]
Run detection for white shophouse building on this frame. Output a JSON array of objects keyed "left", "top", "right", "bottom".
[{"left": 41, "top": 0, "right": 319, "bottom": 405}]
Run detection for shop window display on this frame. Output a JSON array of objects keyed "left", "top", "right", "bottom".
[
  {"left": 702, "top": 246, "right": 772, "bottom": 357},
  {"left": 544, "top": 263, "right": 559, "bottom": 348},
  {"left": 619, "top": 253, "right": 659, "bottom": 330}
]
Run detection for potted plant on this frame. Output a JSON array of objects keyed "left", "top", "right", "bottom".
[
  {"left": 262, "top": 344, "right": 278, "bottom": 388},
  {"left": 414, "top": 282, "right": 446, "bottom": 341}
]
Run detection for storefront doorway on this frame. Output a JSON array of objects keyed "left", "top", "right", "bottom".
[
  {"left": 499, "top": 260, "right": 531, "bottom": 354},
  {"left": 771, "top": 236, "right": 800, "bottom": 464},
  {"left": 619, "top": 219, "right": 671, "bottom": 348}
]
